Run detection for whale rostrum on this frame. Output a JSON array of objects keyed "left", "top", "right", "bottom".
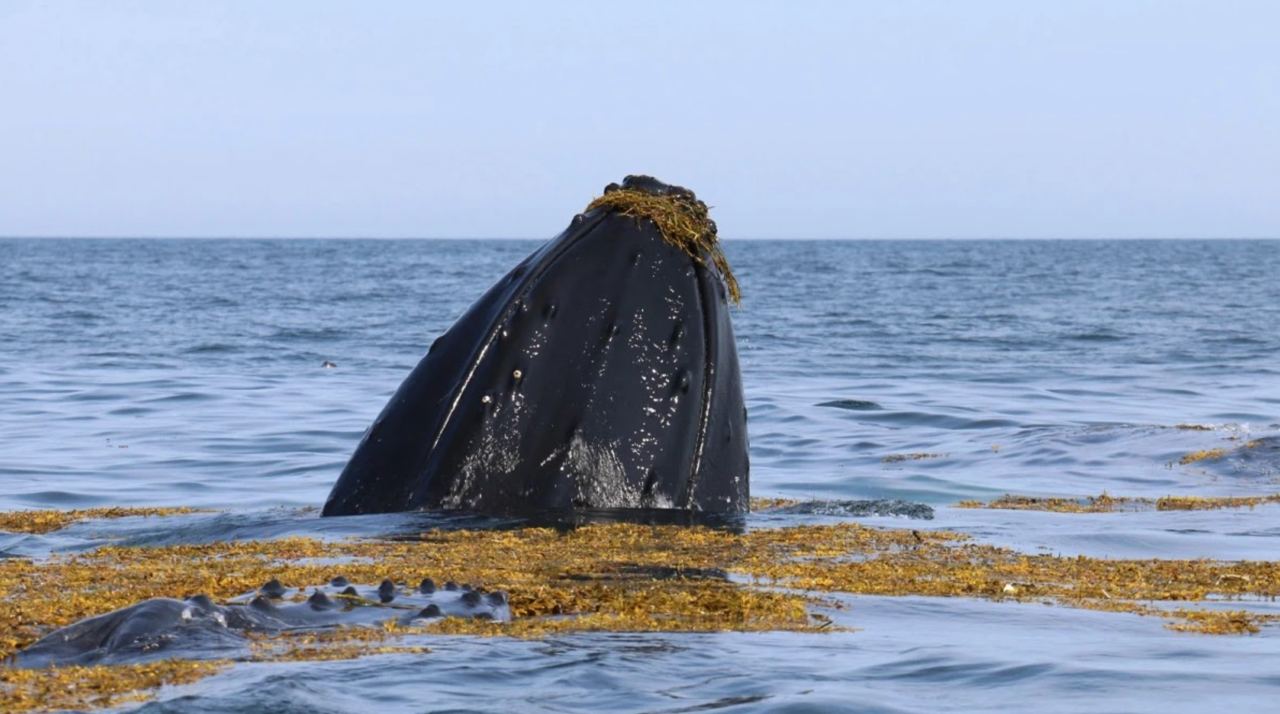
[{"left": 322, "top": 176, "right": 749, "bottom": 517}]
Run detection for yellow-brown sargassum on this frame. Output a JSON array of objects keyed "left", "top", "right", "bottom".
[{"left": 3, "top": 516, "right": 1280, "bottom": 711}]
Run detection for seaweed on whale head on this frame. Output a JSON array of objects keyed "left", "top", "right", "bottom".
[{"left": 586, "top": 175, "right": 741, "bottom": 304}]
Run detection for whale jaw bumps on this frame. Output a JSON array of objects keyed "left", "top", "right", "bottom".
[
  {"left": 12, "top": 579, "right": 510, "bottom": 667},
  {"left": 322, "top": 177, "right": 748, "bottom": 517}
]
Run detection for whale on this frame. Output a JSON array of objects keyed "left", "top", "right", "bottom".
[
  {"left": 321, "top": 176, "right": 748, "bottom": 517},
  {"left": 12, "top": 578, "right": 509, "bottom": 667}
]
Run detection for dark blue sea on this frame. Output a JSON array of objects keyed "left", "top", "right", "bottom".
[{"left": 1, "top": 238, "right": 1278, "bottom": 713}]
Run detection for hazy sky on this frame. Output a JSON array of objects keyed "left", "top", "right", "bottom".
[{"left": 1, "top": 1, "right": 1276, "bottom": 239}]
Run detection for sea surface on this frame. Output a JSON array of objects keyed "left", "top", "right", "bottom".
[{"left": 1, "top": 238, "right": 1278, "bottom": 712}]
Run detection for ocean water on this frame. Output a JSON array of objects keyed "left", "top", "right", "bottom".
[{"left": 1, "top": 238, "right": 1278, "bottom": 712}]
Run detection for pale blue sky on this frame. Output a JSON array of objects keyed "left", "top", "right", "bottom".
[{"left": 1, "top": 1, "right": 1276, "bottom": 238}]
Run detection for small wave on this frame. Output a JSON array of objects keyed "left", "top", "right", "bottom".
[
  {"left": 758, "top": 499, "right": 934, "bottom": 520},
  {"left": 108, "top": 406, "right": 153, "bottom": 416},
  {"left": 183, "top": 343, "right": 241, "bottom": 354},
  {"left": 12, "top": 490, "right": 104, "bottom": 507},
  {"left": 1206, "top": 335, "right": 1268, "bottom": 346},
  {"left": 65, "top": 390, "right": 121, "bottom": 402},
  {"left": 269, "top": 326, "right": 348, "bottom": 341},
  {"left": 860, "top": 653, "right": 1056, "bottom": 685},
  {"left": 1065, "top": 330, "right": 1127, "bottom": 342},
  {"left": 50, "top": 309, "right": 104, "bottom": 322},
  {"left": 816, "top": 399, "right": 882, "bottom": 411},
  {"left": 862, "top": 411, "right": 1020, "bottom": 430},
  {"left": 85, "top": 350, "right": 146, "bottom": 359},
  {"left": 144, "top": 392, "right": 219, "bottom": 403}
]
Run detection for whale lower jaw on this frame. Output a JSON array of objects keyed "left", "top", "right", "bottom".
[{"left": 12, "top": 578, "right": 510, "bottom": 668}]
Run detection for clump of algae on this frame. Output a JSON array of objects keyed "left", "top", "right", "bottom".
[
  {"left": 0, "top": 507, "right": 203, "bottom": 535},
  {"left": 586, "top": 185, "right": 741, "bottom": 304},
  {"left": 957, "top": 492, "right": 1280, "bottom": 513},
  {"left": 750, "top": 497, "right": 802, "bottom": 511},
  {"left": 1180, "top": 448, "right": 1229, "bottom": 465},
  {"left": 882, "top": 452, "right": 945, "bottom": 463},
  {"left": 1156, "top": 494, "right": 1280, "bottom": 511},
  {"left": 1164, "top": 609, "right": 1270, "bottom": 635},
  {"left": 0, "top": 660, "right": 225, "bottom": 713},
  {"left": 955, "top": 493, "right": 1138, "bottom": 513},
  {"left": 4, "top": 516, "right": 1280, "bottom": 711}
]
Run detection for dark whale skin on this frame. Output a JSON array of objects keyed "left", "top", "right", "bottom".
[
  {"left": 321, "top": 179, "right": 748, "bottom": 516},
  {"left": 12, "top": 582, "right": 511, "bottom": 667}
]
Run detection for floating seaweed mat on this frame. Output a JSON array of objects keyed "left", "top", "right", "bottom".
[
  {"left": 3, "top": 519, "right": 1280, "bottom": 711},
  {"left": 0, "top": 507, "right": 203, "bottom": 535},
  {"left": 956, "top": 492, "right": 1280, "bottom": 513}
]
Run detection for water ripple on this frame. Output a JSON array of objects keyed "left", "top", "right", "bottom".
[{"left": 1, "top": 238, "right": 1279, "bottom": 712}]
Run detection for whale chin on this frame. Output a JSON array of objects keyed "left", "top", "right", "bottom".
[{"left": 321, "top": 176, "right": 749, "bottom": 517}]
